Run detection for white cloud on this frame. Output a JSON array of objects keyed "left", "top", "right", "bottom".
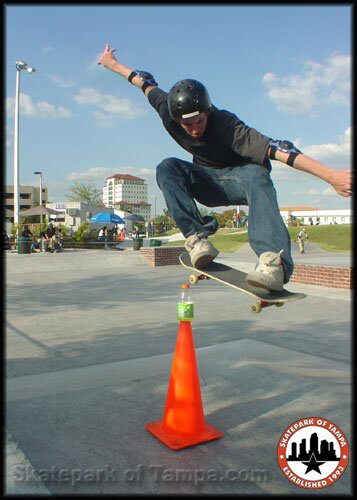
[
  {"left": 67, "top": 165, "right": 156, "bottom": 183},
  {"left": 307, "top": 188, "right": 320, "bottom": 195},
  {"left": 48, "top": 74, "right": 75, "bottom": 88},
  {"left": 41, "top": 45, "right": 54, "bottom": 54},
  {"left": 262, "top": 71, "right": 317, "bottom": 114},
  {"left": 73, "top": 87, "right": 146, "bottom": 126},
  {"left": 321, "top": 187, "right": 335, "bottom": 196},
  {"left": 5, "top": 127, "right": 13, "bottom": 148},
  {"left": 262, "top": 53, "right": 351, "bottom": 115},
  {"left": 6, "top": 93, "right": 72, "bottom": 119},
  {"left": 67, "top": 167, "right": 115, "bottom": 182},
  {"left": 92, "top": 111, "right": 114, "bottom": 128},
  {"left": 302, "top": 128, "right": 351, "bottom": 167},
  {"left": 88, "top": 52, "right": 103, "bottom": 72},
  {"left": 290, "top": 186, "right": 336, "bottom": 201}
]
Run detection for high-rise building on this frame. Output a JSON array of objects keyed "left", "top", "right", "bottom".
[
  {"left": 310, "top": 432, "right": 319, "bottom": 455},
  {"left": 102, "top": 174, "right": 151, "bottom": 218},
  {"left": 300, "top": 439, "right": 308, "bottom": 459}
]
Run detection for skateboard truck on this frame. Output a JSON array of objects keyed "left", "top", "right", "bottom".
[
  {"left": 251, "top": 300, "right": 284, "bottom": 314},
  {"left": 189, "top": 273, "right": 208, "bottom": 285}
]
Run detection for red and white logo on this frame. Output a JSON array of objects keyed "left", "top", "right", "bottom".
[{"left": 277, "top": 417, "right": 349, "bottom": 489}]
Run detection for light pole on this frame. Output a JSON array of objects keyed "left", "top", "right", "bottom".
[
  {"left": 34, "top": 171, "right": 43, "bottom": 226},
  {"left": 13, "top": 60, "right": 36, "bottom": 230}
]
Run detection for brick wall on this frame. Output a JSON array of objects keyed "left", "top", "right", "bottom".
[
  {"left": 140, "top": 247, "right": 352, "bottom": 289},
  {"left": 140, "top": 246, "right": 185, "bottom": 267},
  {"left": 291, "top": 264, "right": 352, "bottom": 289}
]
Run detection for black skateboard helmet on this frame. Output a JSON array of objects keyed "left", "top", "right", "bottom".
[{"left": 168, "top": 79, "right": 212, "bottom": 122}]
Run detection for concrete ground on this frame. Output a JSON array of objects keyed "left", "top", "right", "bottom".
[{"left": 5, "top": 241, "right": 352, "bottom": 495}]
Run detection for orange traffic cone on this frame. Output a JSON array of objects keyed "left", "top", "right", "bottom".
[{"left": 145, "top": 320, "right": 223, "bottom": 450}]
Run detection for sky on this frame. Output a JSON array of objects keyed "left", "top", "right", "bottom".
[{"left": 4, "top": 3, "right": 353, "bottom": 216}]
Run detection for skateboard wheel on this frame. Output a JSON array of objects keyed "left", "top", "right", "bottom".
[
  {"left": 251, "top": 302, "right": 261, "bottom": 314},
  {"left": 276, "top": 302, "right": 284, "bottom": 307},
  {"left": 189, "top": 274, "right": 198, "bottom": 285}
]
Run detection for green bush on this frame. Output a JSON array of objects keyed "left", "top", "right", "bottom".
[{"left": 73, "top": 221, "right": 90, "bottom": 241}]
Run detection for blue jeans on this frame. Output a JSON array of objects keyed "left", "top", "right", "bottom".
[{"left": 156, "top": 157, "right": 293, "bottom": 281}]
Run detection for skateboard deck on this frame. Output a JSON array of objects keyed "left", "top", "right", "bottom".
[{"left": 179, "top": 252, "right": 306, "bottom": 313}]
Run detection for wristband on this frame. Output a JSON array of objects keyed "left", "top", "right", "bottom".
[
  {"left": 287, "top": 152, "right": 299, "bottom": 166},
  {"left": 141, "top": 81, "right": 152, "bottom": 93},
  {"left": 269, "top": 146, "right": 277, "bottom": 160},
  {"left": 127, "top": 71, "right": 137, "bottom": 84}
]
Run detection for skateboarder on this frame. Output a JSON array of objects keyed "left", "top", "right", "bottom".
[
  {"left": 298, "top": 228, "right": 309, "bottom": 254},
  {"left": 98, "top": 43, "right": 352, "bottom": 291}
]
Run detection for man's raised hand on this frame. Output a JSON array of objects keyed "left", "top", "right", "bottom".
[{"left": 98, "top": 43, "right": 117, "bottom": 67}]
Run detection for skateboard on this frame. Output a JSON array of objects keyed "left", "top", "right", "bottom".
[{"left": 179, "top": 252, "right": 306, "bottom": 313}]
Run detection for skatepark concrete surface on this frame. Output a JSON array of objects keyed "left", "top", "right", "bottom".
[{"left": 5, "top": 241, "right": 352, "bottom": 495}]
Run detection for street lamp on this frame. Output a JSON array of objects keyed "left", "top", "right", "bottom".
[
  {"left": 33, "top": 171, "right": 43, "bottom": 226},
  {"left": 13, "top": 60, "right": 36, "bottom": 230}
]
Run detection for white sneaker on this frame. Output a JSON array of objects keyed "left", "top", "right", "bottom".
[
  {"left": 185, "top": 234, "right": 219, "bottom": 269},
  {"left": 246, "top": 250, "right": 285, "bottom": 291}
]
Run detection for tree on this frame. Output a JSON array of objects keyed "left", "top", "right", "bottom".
[
  {"left": 213, "top": 209, "right": 235, "bottom": 228},
  {"left": 213, "top": 209, "right": 247, "bottom": 228},
  {"left": 66, "top": 177, "right": 104, "bottom": 205},
  {"left": 151, "top": 209, "right": 175, "bottom": 234}
]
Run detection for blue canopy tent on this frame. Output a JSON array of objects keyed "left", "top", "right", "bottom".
[
  {"left": 89, "top": 212, "right": 124, "bottom": 224},
  {"left": 124, "top": 214, "right": 145, "bottom": 222}
]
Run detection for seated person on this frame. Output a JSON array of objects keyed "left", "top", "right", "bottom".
[
  {"left": 118, "top": 228, "right": 125, "bottom": 241},
  {"left": 21, "top": 224, "right": 33, "bottom": 238},
  {"left": 21, "top": 225, "right": 36, "bottom": 252},
  {"left": 4, "top": 230, "right": 11, "bottom": 250},
  {"left": 98, "top": 226, "right": 108, "bottom": 241},
  {"left": 45, "top": 223, "right": 56, "bottom": 252},
  {"left": 39, "top": 230, "right": 47, "bottom": 252},
  {"left": 53, "top": 228, "right": 63, "bottom": 252}
]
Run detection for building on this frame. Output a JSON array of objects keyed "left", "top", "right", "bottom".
[
  {"left": 113, "top": 200, "right": 151, "bottom": 220},
  {"left": 279, "top": 206, "right": 352, "bottom": 226},
  {"left": 102, "top": 174, "right": 151, "bottom": 218},
  {"left": 46, "top": 201, "right": 114, "bottom": 233},
  {"left": 3, "top": 184, "right": 48, "bottom": 226}
]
